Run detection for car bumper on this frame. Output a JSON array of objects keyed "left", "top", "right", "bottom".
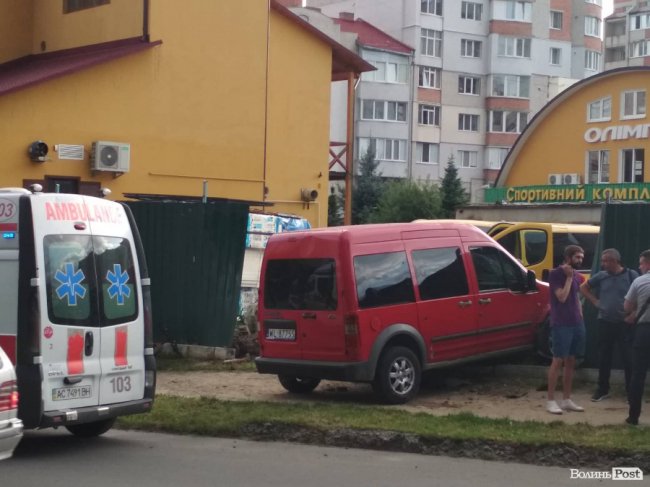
[
  {"left": 255, "top": 357, "right": 374, "bottom": 382},
  {"left": 0, "top": 418, "right": 24, "bottom": 461},
  {"left": 39, "top": 398, "right": 154, "bottom": 429}
]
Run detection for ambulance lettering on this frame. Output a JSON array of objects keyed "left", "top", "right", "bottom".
[{"left": 44, "top": 201, "right": 123, "bottom": 224}]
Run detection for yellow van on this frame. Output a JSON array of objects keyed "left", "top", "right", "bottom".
[{"left": 487, "top": 222, "right": 600, "bottom": 281}]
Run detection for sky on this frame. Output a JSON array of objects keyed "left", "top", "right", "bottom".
[{"left": 603, "top": 0, "right": 614, "bottom": 17}]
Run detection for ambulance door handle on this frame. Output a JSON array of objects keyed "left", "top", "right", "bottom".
[
  {"left": 64, "top": 376, "right": 83, "bottom": 385},
  {"left": 85, "top": 331, "right": 94, "bottom": 356}
]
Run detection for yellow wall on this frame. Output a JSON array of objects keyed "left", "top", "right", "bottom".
[
  {"left": 0, "top": 0, "right": 334, "bottom": 227},
  {"left": 0, "top": 0, "right": 33, "bottom": 63},
  {"left": 266, "top": 10, "right": 331, "bottom": 227},
  {"left": 504, "top": 71, "right": 650, "bottom": 187}
]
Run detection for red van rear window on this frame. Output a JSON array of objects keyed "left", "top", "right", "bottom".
[{"left": 264, "top": 259, "right": 337, "bottom": 310}]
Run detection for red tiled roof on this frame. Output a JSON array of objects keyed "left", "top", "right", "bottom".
[
  {"left": 0, "top": 37, "right": 162, "bottom": 97},
  {"left": 334, "top": 18, "right": 414, "bottom": 54}
]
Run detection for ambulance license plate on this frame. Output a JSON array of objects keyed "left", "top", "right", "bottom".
[{"left": 52, "top": 385, "right": 92, "bottom": 401}]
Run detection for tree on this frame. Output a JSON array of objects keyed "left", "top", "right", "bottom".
[
  {"left": 352, "top": 148, "right": 385, "bottom": 224},
  {"left": 327, "top": 187, "right": 343, "bottom": 227},
  {"left": 441, "top": 155, "right": 469, "bottom": 218},
  {"left": 370, "top": 179, "right": 443, "bottom": 223}
]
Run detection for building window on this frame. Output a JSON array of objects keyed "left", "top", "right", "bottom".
[
  {"left": 421, "top": 29, "right": 443, "bottom": 57},
  {"left": 622, "top": 149, "right": 645, "bottom": 183},
  {"left": 630, "top": 40, "right": 650, "bottom": 58},
  {"left": 459, "top": 75, "right": 481, "bottom": 95},
  {"left": 458, "top": 114, "right": 479, "bottom": 132},
  {"left": 461, "top": 1, "right": 482, "bottom": 20},
  {"left": 457, "top": 150, "right": 478, "bottom": 168},
  {"left": 363, "top": 61, "right": 409, "bottom": 83},
  {"left": 361, "top": 100, "right": 407, "bottom": 122},
  {"left": 606, "top": 47, "right": 626, "bottom": 62},
  {"left": 502, "top": 1, "right": 532, "bottom": 22},
  {"left": 584, "top": 50, "right": 600, "bottom": 71},
  {"left": 418, "top": 66, "right": 441, "bottom": 89},
  {"left": 418, "top": 104, "right": 440, "bottom": 126},
  {"left": 498, "top": 36, "right": 531, "bottom": 58},
  {"left": 585, "top": 16, "right": 601, "bottom": 37},
  {"left": 607, "top": 20, "right": 626, "bottom": 37},
  {"left": 491, "top": 74, "right": 529, "bottom": 98},
  {"left": 488, "top": 111, "right": 528, "bottom": 133},
  {"left": 416, "top": 143, "right": 439, "bottom": 164},
  {"left": 549, "top": 47, "right": 562, "bottom": 66},
  {"left": 421, "top": 0, "right": 442, "bottom": 15},
  {"left": 587, "top": 97, "right": 611, "bottom": 122},
  {"left": 63, "top": 0, "right": 109, "bottom": 13},
  {"left": 587, "top": 150, "right": 609, "bottom": 184},
  {"left": 358, "top": 138, "right": 407, "bottom": 162},
  {"left": 550, "top": 11, "right": 563, "bottom": 30},
  {"left": 621, "top": 90, "right": 646, "bottom": 119},
  {"left": 585, "top": 0, "right": 601, "bottom": 5},
  {"left": 461, "top": 39, "right": 482, "bottom": 58},
  {"left": 631, "top": 13, "right": 650, "bottom": 31},
  {"left": 486, "top": 147, "right": 509, "bottom": 170}
]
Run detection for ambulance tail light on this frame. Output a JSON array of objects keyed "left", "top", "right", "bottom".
[{"left": 0, "top": 380, "right": 19, "bottom": 412}]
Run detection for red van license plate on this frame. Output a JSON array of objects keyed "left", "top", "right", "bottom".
[{"left": 266, "top": 328, "right": 296, "bottom": 341}]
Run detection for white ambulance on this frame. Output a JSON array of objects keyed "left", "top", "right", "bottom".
[{"left": 0, "top": 187, "right": 155, "bottom": 437}]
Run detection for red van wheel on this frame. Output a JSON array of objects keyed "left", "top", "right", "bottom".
[
  {"left": 278, "top": 375, "right": 321, "bottom": 394},
  {"left": 372, "top": 346, "right": 421, "bottom": 404},
  {"left": 65, "top": 418, "right": 116, "bottom": 438}
]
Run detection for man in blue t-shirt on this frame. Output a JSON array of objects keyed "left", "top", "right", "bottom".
[
  {"left": 580, "top": 248, "right": 638, "bottom": 402},
  {"left": 546, "top": 245, "right": 586, "bottom": 415}
]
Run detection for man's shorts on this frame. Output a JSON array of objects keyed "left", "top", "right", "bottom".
[{"left": 551, "top": 324, "right": 586, "bottom": 358}]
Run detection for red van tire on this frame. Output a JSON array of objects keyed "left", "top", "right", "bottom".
[
  {"left": 372, "top": 346, "right": 421, "bottom": 404},
  {"left": 278, "top": 375, "right": 321, "bottom": 394},
  {"left": 65, "top": 418, "right": 116, "bottom": 438}
]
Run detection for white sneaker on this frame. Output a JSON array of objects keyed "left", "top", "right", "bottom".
[
  {"left": 561, "top": 399, "right": 584, "bottom": 412},
  {"left": 546, "top": 400, "right": 563, "bottom": 414}
]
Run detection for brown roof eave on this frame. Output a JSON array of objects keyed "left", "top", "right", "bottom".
[{"left": 270, "top": 0, "right": 375, "bottom": 80}]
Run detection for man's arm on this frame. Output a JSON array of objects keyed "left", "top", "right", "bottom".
[
  {"left": 624, "top": 298, "right": 637, "bottom": 323},
  {"left": 580, "top": 280, "right": 599, "bottom": 308},
  {"left": 554, "top": 274, "right": 573, "bottom": 303}
]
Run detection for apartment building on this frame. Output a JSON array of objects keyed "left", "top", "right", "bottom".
[
  {"left": 604, "top": 0, "right": 650, "bottom": 69},
  {"left": 308, "top": 0, "right": 604, "bottom": 202}
]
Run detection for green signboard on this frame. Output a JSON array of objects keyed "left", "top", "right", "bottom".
[{"left": 484, "top": 183, "right": 650, "bottom": 204}]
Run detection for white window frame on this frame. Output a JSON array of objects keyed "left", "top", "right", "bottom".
[
  {"left": 461, "top": 39, "right": 482, "bottom": 58},
  {"left": 585, "top": 16, "right": 601, "bottom": 37},
  {"left": 421, "top": 28, "right": 442, "bottom": 57},
  {"left": 461, "top": 1, "right": 482, "bottom": 20},
  {"left": 418, "top": 66, "right": 441, "bottom": 89},
  {"left": 587, "top": 97, "right": 611, "bottom": 123},
  {"left": 491, "top": 74, "right": 529, "bottom": 98},
  {"left": 361, "top": 100, "right": 408, "bottom": 122},
  {"left": 621, "top": 90, "right": 647, "bottom": 120},
  {"left": 631, "top": 13, "right": 650, "bottom": 31},
  {"left": 416, "top": 142, "right": 440, "bottom": 164},
  {"left": 458, "top": 113, "right": 479, "bottom": 132},
  {"left": 488, "top": 110, "right": 528, "bottom": 134},
  {"left": 504, "top": 1, "right": 532, "bottom": 22},
  {"left": 421, "top": 0, "right": 442, "bottom": 16},
  {"left": 586, "top": 150, "right": 610, "bottom": 184},
  {"left": 459, "top": 75, "right": 481, "bottom": 95},
  {"left": 498, "top": 36, "right": 531, "bottom": 58},
  {"left": 621, "top": 148, "right": 645, "bottom": 183},
  {"left": 630, "top": 40, "right": 650, "bottom": 58},
  {"left": 458, "top": 150, "right": 478, "bottom": 168},
  {"left": 585, "top": 0, "right": 601, "bottom": 5},
  {"left": 549, "top": 47, "right": 562, "bottom": 66},
  {"left": 486, "top": 147, "right": 509, "bottom": 170},
  {"left": 584, "top": 50, "right": 600, "bottom": 71},
  {"left": 358, "top": 137, "right": 407, "bottom": 162},
  {"left": 418, "top": 104, "right": 440, "bottom": 126},
  {"left": 364, "top": 60, "right": 409, "bottom": 83},
  {"left": 550, "top": 10, "right": 563, "bottom": 30}
]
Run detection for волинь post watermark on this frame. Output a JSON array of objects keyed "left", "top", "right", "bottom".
[{"left": 570, "top": 468, "right": 643, "bottom": 480}]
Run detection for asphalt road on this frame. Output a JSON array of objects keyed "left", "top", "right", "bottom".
[{"left": 1, "top": 429, "right": 624, "bottom": 487}]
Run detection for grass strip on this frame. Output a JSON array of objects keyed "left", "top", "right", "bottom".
[
  {"left": 155, "top": 356, "right": 255, "bottom": 372},
  {"left": 118, "top": 394, "right": 649, "bottom": 453}
]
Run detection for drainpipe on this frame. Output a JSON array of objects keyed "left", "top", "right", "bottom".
[{"left": 142, "top": 0, "right": 150, "bottom": 42}]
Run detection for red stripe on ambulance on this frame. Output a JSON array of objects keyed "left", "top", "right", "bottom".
[{"left": 67, "top": 331, "right": 85, "bottom": 375}]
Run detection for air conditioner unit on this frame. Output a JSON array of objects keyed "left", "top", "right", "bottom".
[
  {"left": 563, "top": 173, "right": 580, "bottom": 185},
  {"left": 547, "top": 173, "right": 562, "bottom": 185},
  {"left": 90, "top": 141, "right": 130, "bottom": 173}
]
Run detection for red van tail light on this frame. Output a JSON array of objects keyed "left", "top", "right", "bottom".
[
  {"left": 344, "top": 314, "right": 360, "bottom": 358},
  {"left": 0, "top": 380, "right": 19, "bottom": 412}
]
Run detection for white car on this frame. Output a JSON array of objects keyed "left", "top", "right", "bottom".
[{"left": 0, "top": 347, "right": 22, "bottom": 460}]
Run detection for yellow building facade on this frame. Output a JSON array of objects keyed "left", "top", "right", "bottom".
[
  {"left": 488, "top": 67, "right": 650, "bottom": 205},
  {"left": 0, "top": 0, "right": 368, "bottom": 226}
]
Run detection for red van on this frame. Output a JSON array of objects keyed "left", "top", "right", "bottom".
[{"left": 255, "top": 222, "right": 549, "bottom": 404}]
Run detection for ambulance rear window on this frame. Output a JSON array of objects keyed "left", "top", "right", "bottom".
[{"left": 44, "top": 235, "right": 138, "bottom": 326}]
